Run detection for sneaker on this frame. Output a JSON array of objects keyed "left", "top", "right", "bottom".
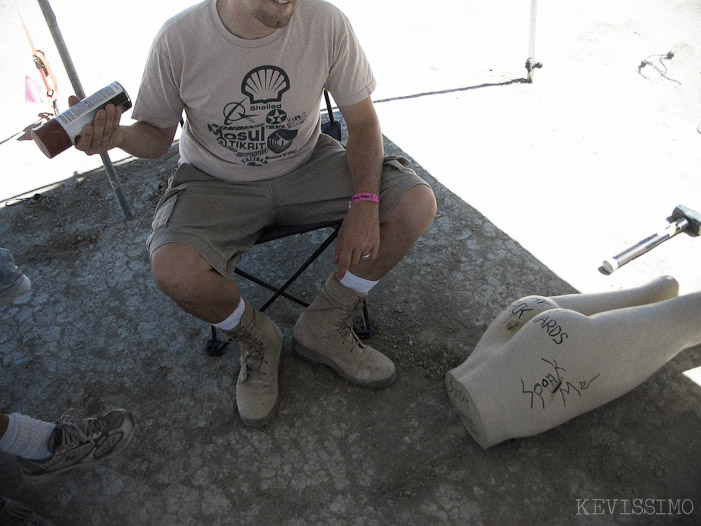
[
  {"left": 0, "top": 248, "right": 31, "bottom": 304},
  {"left": 0, "top": 496, "right": 55, "bottom": 525},
  {"left": 17, "top": 409, "right": 135, "bottom": 477}
]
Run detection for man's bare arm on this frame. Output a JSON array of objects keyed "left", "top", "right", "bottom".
[
  {"left": 70, "top": 96, "right": 177, "bottom": 159},
  {"left": 334, "top": 96, "right": 384, "bottom": 278}
]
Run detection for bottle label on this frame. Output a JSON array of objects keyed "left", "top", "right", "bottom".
[{"left": 56, "top": 81, "right": 131, "bottom": 142}]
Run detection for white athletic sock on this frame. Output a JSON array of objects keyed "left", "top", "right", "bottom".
[
  {"left": 0, "top": 413, "right": 55, "bottom": 460},
  {"left": 214, "top": 297, "right": 246, "bottom": 331},
  {"left": 339, "top": 271, "right": 378, "bottom": 295}
]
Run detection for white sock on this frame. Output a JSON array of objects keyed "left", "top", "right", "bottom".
[
  {"left": 339, "top": 271, "right": 378, "bottom": 295},
  {"left": 214, "top": 297, "right": 246, "bottom": 331},
  {"left": 0, "top": 413, "right": 56, "bottom": 460}
]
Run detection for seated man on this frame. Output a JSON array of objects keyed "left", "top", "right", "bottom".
[{"left": 73, "top": 0, "right": 436, "bottom": 426}]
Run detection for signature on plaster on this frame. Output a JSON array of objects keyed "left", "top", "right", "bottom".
[
  {"left": 447, "top": 375, "right": 481, "bottom": 436},
  {"left": 521, "top": 357, "right": 600, "bottom": 410},
  {"left": 447, "top": 375, "right": 469, "bottom": 410}
]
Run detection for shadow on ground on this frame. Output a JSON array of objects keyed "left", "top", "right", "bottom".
[{"left": 1, "top": 134, "right": 699, "bottom": 525}]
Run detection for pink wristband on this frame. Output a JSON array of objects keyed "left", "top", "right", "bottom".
[{"left": 351, "top": 192, "right": 380, "bottom": 204}]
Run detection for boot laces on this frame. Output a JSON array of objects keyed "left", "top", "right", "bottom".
[
  {"left": 233, "top": 326, "right": 268, "bottom": 378},
  {"left": 241, "top": 346, "right": 266, "bottom": 376},
  {"left": 336, "top": 297, "right": 365, "bottom": 350}
]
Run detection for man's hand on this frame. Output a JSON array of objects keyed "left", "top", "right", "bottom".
[
  {"left": 334, "top": 201, "right": 380, "bottom": 279},
  {"left": 69, "top": 95, "right": 124, "bottom": 156}
]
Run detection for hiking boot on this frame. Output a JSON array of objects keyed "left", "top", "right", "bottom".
[
  {"left": 293, "top": 273, "right": 396, "bottom": 388},
  {"left": 0, "top": 496, "right": 55, "bottom": 526},
  {"left": 0, "top": 248, "right": 31, "bottom": 304},
  {"left": 17, "top": 409, "right": 135, "bottom": 477},
  {"left": 224, "top": 300, "right": 282, "bottom": 427}
]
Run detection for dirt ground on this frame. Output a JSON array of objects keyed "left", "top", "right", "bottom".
[
  {"left": 1, "top": 0, "right": 700, "bottom": 524},
  {"left": 1, "top": 132, "right": 699, "bottom": 525}
]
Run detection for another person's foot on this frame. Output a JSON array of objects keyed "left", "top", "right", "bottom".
[
  {"left": 18, "top": 409, "right": 135, "bottom": 477},
  {"left": 0, "top": 248, "right": 31, "bottom": 304},
  {"left": 0, "top": 496, "right": 55, "bottom": 526},
  {"left": 293, "top": 273, "right": 396, "bottom": 388}
]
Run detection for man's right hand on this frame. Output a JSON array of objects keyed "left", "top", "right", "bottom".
[{"left": 69, "top": 95, "right": 124, "bottom": 156}]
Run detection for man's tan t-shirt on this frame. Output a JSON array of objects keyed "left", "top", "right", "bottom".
[{"left": 132, "top": 0, "right": 376, "bottom": 182}]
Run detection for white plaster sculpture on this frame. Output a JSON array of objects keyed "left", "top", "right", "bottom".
[{"left": 445, "top": 276, "right": 701, "bottom": 448}]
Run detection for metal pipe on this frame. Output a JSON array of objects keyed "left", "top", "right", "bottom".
[
  {"left": 527, "top": 0, "right": 538, "bottom": 83},
  {"left": 35, "top": 0, "right": 132, "bottom": 220}
]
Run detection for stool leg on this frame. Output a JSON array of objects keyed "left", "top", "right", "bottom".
[
  {"left": 259, "top": 228, "right": 339, "bottom": 311},
  {"left": 353, "top": 299, "right": 374, "bottom": 338},
  {"left": 205, "top": 325, "right": 228, "bottom": 356}
]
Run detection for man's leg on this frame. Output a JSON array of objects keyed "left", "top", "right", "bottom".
[
  {"left": 446, "top": 278, "right": 701, "bottom": 448},
  {"left": 151, "top": 243, "right": 282, "bottom": 427},
  {"left": 147, "top": 163, "right": 285, "bottom": 426},
  {"left": 1, "top": 410, "right": 134, "bottom": 476},
  {"left": 147, "top": 163, "right": 274, "bottom": 327},
  {"left": 0, "top": 412, "right": 54, "bottom": 461},
  {"left": 150, "top": 242, "right": 241, "bottom": 324},
  {"left": 291, "top": 145, "right": 437, "bottom": 387}
]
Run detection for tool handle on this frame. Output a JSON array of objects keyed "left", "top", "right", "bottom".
[{"left": 602, "top": 218, "right": 688, "bottom": 273}]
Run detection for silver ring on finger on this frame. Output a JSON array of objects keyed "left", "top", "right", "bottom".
[{"left": 360, "top": 253, "right": 371, "bottom": 262}]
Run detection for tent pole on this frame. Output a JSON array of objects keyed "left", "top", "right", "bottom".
[
  {"left": 526, "top": 0, "right": 541, "bottom": 83},
  {"left": 36, "top": 0, "right": 132, "bottom": 220}
]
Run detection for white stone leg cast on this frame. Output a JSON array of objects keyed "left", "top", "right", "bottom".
[{"left": 446, "top": 276, "right": 701, "bottom": 448}]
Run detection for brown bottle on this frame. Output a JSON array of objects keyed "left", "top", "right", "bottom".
[{"left": 32, "top": 81, "right": 131, "bottom": 158}]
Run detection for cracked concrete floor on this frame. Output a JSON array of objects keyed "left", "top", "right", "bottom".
[
  {"left": 1, "top": 0, "right": 700, "bottom": 524},
  {"left": 1, "top": 137, "right": 699, "bottom": 525}
]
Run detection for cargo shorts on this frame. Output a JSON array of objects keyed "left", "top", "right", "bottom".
[{"left": 147, "top": 133, "right": 430, "bottom": 277}]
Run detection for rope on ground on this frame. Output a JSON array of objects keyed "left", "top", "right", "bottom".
[{"left": 637, "top": 51, "right": 681, "bottom": 86}]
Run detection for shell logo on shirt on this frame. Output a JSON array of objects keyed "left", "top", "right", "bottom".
[
  {"left": 207, "top": 65, "right": 306, "bottom": 167},
  {"left": 242, "top": 65, "right": 289, "bottom": 103}
]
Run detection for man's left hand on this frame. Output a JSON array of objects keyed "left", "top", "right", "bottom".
[{"left": 334, "top": 201, "right": 380, "bottom": 279}]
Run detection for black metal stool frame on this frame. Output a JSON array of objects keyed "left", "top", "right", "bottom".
[
  {"left": 235, "top": 220, "right": 343, "bottom": 312},
  {"left": 205, "top": 220, "right": 374, "bottom": 355}
]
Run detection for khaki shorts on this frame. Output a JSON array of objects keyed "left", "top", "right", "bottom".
[{"left": 147, "top": 133, "right": 429, "bottom": 276}]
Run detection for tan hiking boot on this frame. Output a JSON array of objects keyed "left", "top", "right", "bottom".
[
  {"left": 224, "top": 300, "right": 282, "bottom": 427},
  {"left": 293, "top": 273, "right": 396, "bottom": 388}
]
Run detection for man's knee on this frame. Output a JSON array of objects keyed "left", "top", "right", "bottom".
[
  {"left": 150, "top": 243, "right": 210, "bottom": 300},
  {"left": 416, "top": 184, "right": 437, "bottom": 225},
  {"left": 392, "top": 184, "right": 436, "bottom": 235}
]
